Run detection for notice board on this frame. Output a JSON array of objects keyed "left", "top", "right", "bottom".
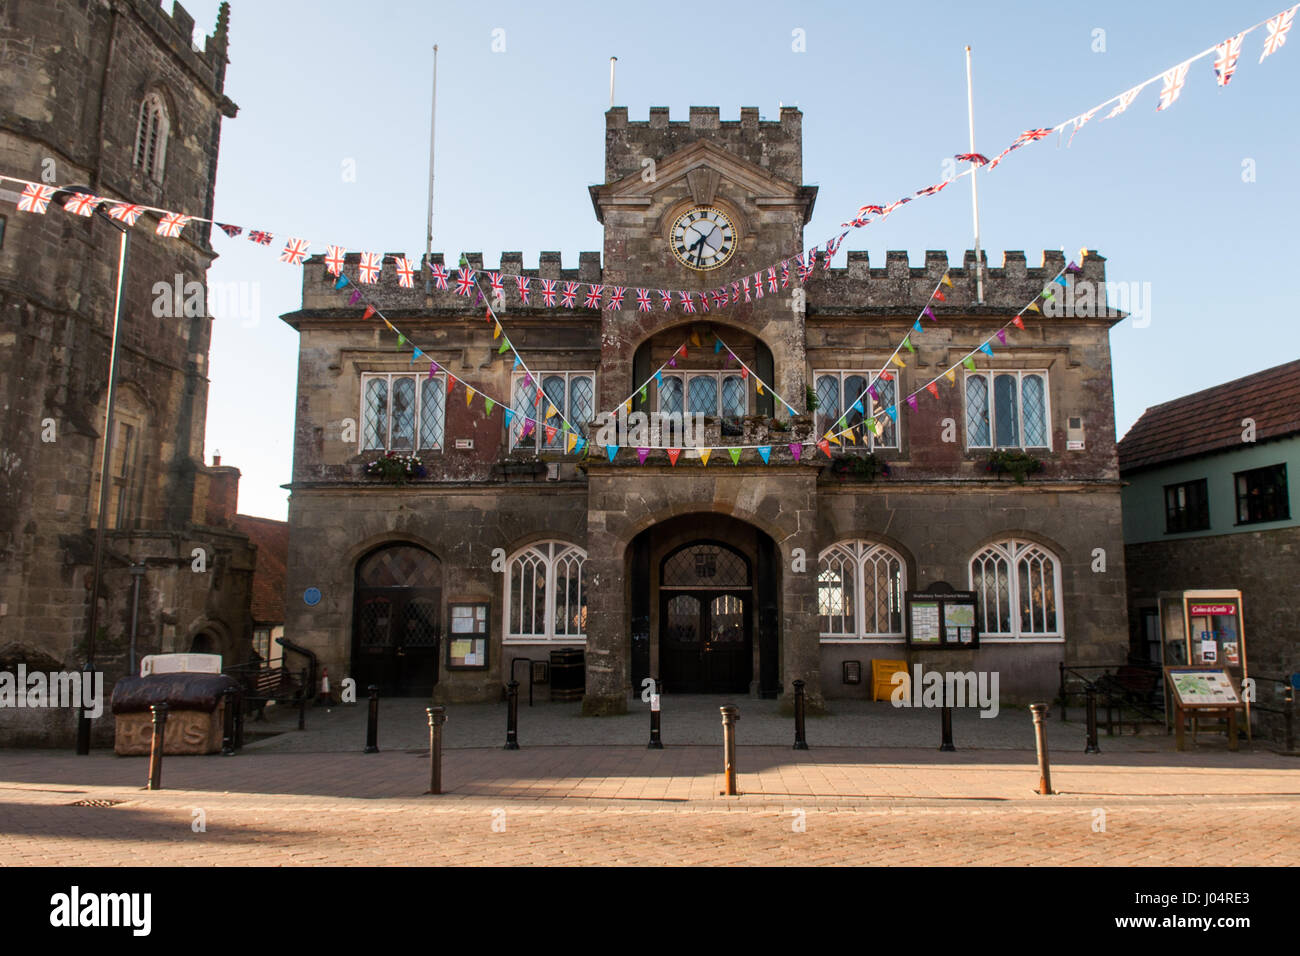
[{"left": 904, "top": 583, "right": 980, "bottom": 649}]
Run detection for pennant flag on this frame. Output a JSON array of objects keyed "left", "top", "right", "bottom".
[
  {"left": 395, "top": 257, "right": 415, "bottom": 288},
  {"left": 741, "top": 366, "right": 749, "bottom": 380},
  {"left": 155, "top": 213, "right": 191, "bottom": 238},
  {"left": 729, "top": 448, "right": 742, "bottom": 466},
  {"left": 411, "top": 347, "right": 423, "bottom": 363},
  {"left": 428, "top": 360, "right": 438, "bottom": 379},
  {"left": 880, "top": 372, "right": 893, "bottom": 382},
  {"left": 667, "top": 448, "right": 681, "bottom": 467},
  {"left": 698, "top": 448, "right": 712, "bottom": 467},
  {"left": 1043, "top": 288, "right": 1055, "bottom": 300},
  {"left": 979, "top": 342, "right": 994, "bottom": 357},
  {"left": 945, "top": 369, "right": 956, "bottom": 384},
  {"left": 852, "top": 399, "right": 865, "bottom": 415},
  {"left": 715, "top": 338, "right": 723, "bottom": 354},
  {"left": 636, "top": 288, "right": 652, "bottom": 312},
  {"left": 485, "top": 398, "right": 495, "bottom": 416},
  {"left": 1105, "top": 86, "right": 1142, "bottom": 120},
  {"left": 690, "top": 330, "right": 702, "bottom": 347},
  {"left": 923, "top": 306, "right": 936, "bottom": 321},
  {"left": 455, "top": 267, "right": 476, "bottom": 297},
  {"left": 584, "top": 284, "right": 603, "bottom": 309},
  {"left": 790, "top": 443, "right": 803, "bottom": 462},
  {"left": 561, "top": 281, "right": 578, "bottom": 307},
  {"left": 891, "top": 355, "right": 906, "bottom": 368},
  {"left": 941, "top": 274, "right": 953, "bottom": 289},
  {"left": 504, "top": 409, "right": 515, "bottom": 427},
  {"left": 566, "top": 433, "right": 577, "bottom": 453},
  {"left": 756, "top": 382, "right": 765, "bottom": 396},
  {"left": 1026, "top": 302, "right": 1041, "bottom": 313},
  {"left": 757, "top": 446, "right": 771, "bottom": 464},
  {"left": 623, "top": 399, "right": 632, "bottom": 415},
  {"left": 358, "top": 252, "right": 383, "bottom": 284},
  {"left": 335, "top": 274, "right": 350, "bottom": 290},
  {"left": 429, "top": 263, "right": 450, "bottom": 290},
  {"left": 654, "top": 370, "right": 663, "bottom": 386},
  {"left": 1156, "top": 62, "right": 1191, "bottom": 111},
  {"left": 574, "top": 437, "right": 587, "bottom": 455},
  {"left": 512, "top": 354, "right": 521, "bottom": 370},
  {"left": 827, "top": 431, "right": 842, "bottom": 446},
  {"left": 640, "top": 385, "right": 648, "bottom": 404},
  {"left": 348, "top": 290, "right": 362, "bottom": 305},
  {"left": 926, "top": 382, "right": 940, "bottom": 399},
  {"left": 521, "top": 420, "right": 534, "bottom": 439},
  {"left": 493, "top": 322, "right": 501, "bottom": 340},
  {"left": 248, "top": 230, "right": 273, "bottom": 245},
  {"left": 906, "top": 395, "right": 918, "bottom": 411},
  {"left": 546, "top": 425, "right": 558, "bottom": 444},
  {"left": 541, "top": 278, "right": 557, "bottom": 306},
  {"left": 279, "top": 238, "right": 311, "bottom": 266},
  {"left": 397, "top": 333, "right": 406, "bottom": 347},
  {"left": 605, "top": 445, "right": 618, "bottom": 463},
  {"left": 637, "top": 447, "right": 649, "bottom": 465},
  {"left": 362, "top": 305, "right": 376, "bottom": 320},
  {"left": 546, "top": 404, "right": 558, "bottom": 420},
  {"left": 1013, "top": 315, "right": 1025, "bottom": 330},
  {"left": 1054, "top": 275, "right": 1068, "bottom": 287},
  {"left": 963, "top": 356, "right": 977, "bottom": 371},
  {"left": 446, "top": 374, "right": 456, "bottom": 396},
  {"left": 997, "top": 329, "right": 1008, "bottom": 345},
  {"left": 1214, "top": 33, "right": 1245, "bottom": 85},
  {"left": 498, "top": 339, "right": 510, "bottom": 355},
  {"left": 866, "top": 418, "right": 881, "bottom": 436},
  {"left": 934, "top": 291, "right": 946, "bottom": 302},
  {"left": 217, "top": 223, "right": 242, "bottom": 238},
  {"left": 660, "top": 290, "right": 673, "bottom": 311},
  {"left": 817, "top": 439, "right": 832, "bottom": 458},
  {"left": 605, "top": 286, "right": 624, "bottom": 310},
  {"left": 913, "top": 320, "right": 922, "bottom": 334},
  {"left": 1261, "top": 6, "right": 1297, "bottom": 62},
  {"left": 885, "top": 406, "right": 898, "bottom": 422},
  {"left": 844, "top": 426, "right": 857, "bottom": 445},
  {"left": 465, "top": 387, "right": 476, "bottom": 407},
  {"left": 324, "top": 246, "right": 346, "bottom": 276},
  {"left": 62, "top": 192, "right": 100, "bottom": 216},
  {"left": 903, "top": 337, "right": 915, "bottom": 353},
  {"left": 868, "top": 385, "right": 879, "bottom": 401}
]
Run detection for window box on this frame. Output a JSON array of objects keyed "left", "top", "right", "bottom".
[
  {"left": 825, "top": 453, "right": 891, "bottom": 482},
  {"left": 363, "top": 452, "right": 426, "bottom": 483},
  {"left": 984, "top": 450, "right": 1044, "bottom": 484}
]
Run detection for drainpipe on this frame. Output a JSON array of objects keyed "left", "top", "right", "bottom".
[{"left": 129, "top": 563, "right": 147, "bottom": 676}]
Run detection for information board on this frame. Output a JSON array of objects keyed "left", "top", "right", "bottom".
[
  {"left": 905, "top": 584, "right": 980, "bottom": 649},
  {"left": 447, "top": 603, "right": 489, "bottom": 669},
  {"left": 1164, "top": 667, "right": 1241, "bottom": 709}
]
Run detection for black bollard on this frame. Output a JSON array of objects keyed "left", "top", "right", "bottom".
[
  {"left": 1085, "top": 686, "right": 1101, "bottom": 754},
  {"left": 940, "top": 706, "right": 955, "bottom": 752},
  {"left": 792, "top": 679, "right": 809, "bottom": 750},
  {"left": 648, "top": 685, "right": 663, "bottom": 749},
  {"left": 505, "top": 680, "right": 520, "bottom": 750},
  {"left": 364, "top": 684, "right": 379, "bottom": 753},
  {"left": 75, "top": 661, "right": 94, "bottom": 755},
  {"left": 221, "top": 687, "right": 236, "bottom": 756},
  {"left": 427, "top": 706, "right": 447, "bottom": 794},
  {"left": 298, "top": 668, "right": 308, "bottom": 731},
  {"left": 1030, "top": 703, "right": 1052, "bottom": 795},
  {"left": 147, "top": 703, "right": 168, "bottom": 791},
  {"left": 720, "top": 705, "right": 740, "bottom": 796}
]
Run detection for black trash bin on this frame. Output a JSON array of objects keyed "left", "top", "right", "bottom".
[{"left": 549, "top": 648, "right": 585, "bottom": 702}]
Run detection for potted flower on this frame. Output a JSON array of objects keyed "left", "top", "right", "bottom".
[
  {"left": 364, "top": 451, "right": 426, "bottom": 483},
  {"left": 827, "top": 452, "right": 891, "bottom": 482},
  {"left": 985, "top": 450, "right": 1043, "bottom": 484}
]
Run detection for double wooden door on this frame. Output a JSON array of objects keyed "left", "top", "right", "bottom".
[
  {"left": 660, "top": 591, "right": 752, "bottom": 693},
  {"left": 353, "top": 590, "right": 441, "bottom": 696}
]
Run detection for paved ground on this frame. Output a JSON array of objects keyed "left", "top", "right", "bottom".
[{"left": 3, "top": 737, "right": 1299, "bottom": 865}]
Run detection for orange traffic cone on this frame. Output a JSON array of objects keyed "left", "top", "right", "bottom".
[{"left": 316, "top": 667, "right": 332, "bottom": 706}]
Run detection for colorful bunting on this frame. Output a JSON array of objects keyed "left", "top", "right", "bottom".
[
  {"left": 757, "top": 446, "right": 771, "bottom": 464},
  {"left": 729, "top": 448, "right": 742, "bottom": 466},
  {"left": 16, "top": 183, "right": 54, "bottom": 214},
  {"left": 698, "top": 448, "right": 711, "bottom": 467},
  {"left": 667, "top": 448, "right": 681, "bottom": 467}
]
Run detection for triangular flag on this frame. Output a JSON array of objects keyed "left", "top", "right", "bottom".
[
  {"left": 428, "top": 360, "right": 438, "bottom": 380},
  {"left": 334, "top": 275, "right": 349, "bottom": 290},
  {"left": 923, "top": 306, "right": 936, "bottom": 321},
  {"left": 756, "top": 382, "right": 764, "bottom": 396},
  {"left": 885, "top": 406, "right": 898, "bottom": 422},
  {"left": 903, "top": 337, "right": 915, "bottom": 353},
  {"left": 741, "top": 367, "right": 749, "bottom": 380},
  {"left": 817, "top": 439, "right": 832, "bottom": 458},
  {"left": 790, "top": 443, "right": 803, "bottom": 462},
  {"left": 567, "top": 433, "right": 577, "bottom": 452},
  {"left": 906, "top": 395, "right": 918, "bottom": 411},
  {"left": 654, "top": 370, "right": 663, "bottom": 386},
  {"left": 575, "top": 437, "right": 586, "bottom": 454},
  {"left": 941, "top": 274, "right": 953, "bottom": 288},
  {"left": 757, "top": 446, "right": 771, "bottom": 464},
  {"left": 348, "top": 290, "right": 362, "bottom": 305},
  {"left": 1013, "top": 315, "right": 1025, "bottom": 330},
  {"left": 1026, "top": 302, "right": 1040, "bottom": 313},
  {"left": 979, "top": 342, "right": 994, "bottom": 357},
  {"left": 935, "top": 291, "right": 946, "bottom": 302},
  {"left": 499, "top": 339, "right": 510, "bottom": 355},
  {"left": 1042, "top": 288, "right": 1055, "bottom": 301},
  {"left": 547, "top": 426, "right": 558, "bottom": 444},
  {"left": 714, "top": 339, "right": 723, "bottom": 354},
  {"left": 944, "top": 369, "right": 956, "bottom": 384},
  {"left": 827, "top": 432, "right": 842, "bottom": 446},
  {"left": 466, "top": 387, "right": 475, "bottom": 407},
  {"left": 446, "top": 375, "right": 456, "bottom": 396},
  {"left": 962, "top": 356, "right": 977, "bottom": 371},
  {"left": 844, "top": 427, "right": 857, "bottom": 445},
  {"left": 362, "top": 305, "right": 376, "bottom": 320},
  {"left": 667, "top": 448, "right": 681, "bottom": 467},
  {"left": 891, "top": 355, "right": 906, "bottom": 368},
  {"left": 411, "top": 347, "right": 422, "bottom": 363},
  {"left": 996, "top": 329, "right": 1007, "bottom": 345},
  {"left": 852, "top": 399, "right": 865, "bottom": 415},
  {"left": 485, "top": 398, "right": 495, "bottom": 416},
  {"left": 546, "top": 404, "right": 558, "bottom": 419},
  {"left": 640, "top": 385, "right": 648, "bottom": 403},
  {"left": 926, "top": 382, "right": 939, "bottom": 399},
  {"left": 1054, "top": 275, "right": 1068, "bottom": 287},
  {"left": 607, "top": 445, "right": 619, "bottom": 462},
  {"left": 698, "top": 448, "right": 712, "bottom": 467},
  {"left": 624, "top": 400, "right": 632, "bottom": 415},
  {"left": 690, "top": 331, "right": 702, "bottom": 347},
  {"left": 504, "top": 409, "right": 515, "bottom": 426},
  {"left": 637, "top": 447, "right": 649, "bottom": 465},
  {"left": 913, "top": 320, "right": 922, "bottom": 334},
  {"left": 493, "top": 323, "right": 501, "bottom": 340},
  {"left": 397, "top": 333, "right": 406, "bottom": 347},
  {"left": 728, "top": 448, "right": 741, "bottom": 465}
]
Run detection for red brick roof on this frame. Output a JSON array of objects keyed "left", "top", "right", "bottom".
[
  {"left": 1118, "top": 359, "right": 1300, "bottom": 473},
  {"left": 232, "top": 514, "right": 288, "bottom": 624}
]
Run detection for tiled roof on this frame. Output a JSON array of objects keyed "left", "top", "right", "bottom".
[
  {"left": 232, "top": 514, "right": 288, "bottom": 624},
  {"left": 1118, "top": 359, "right": 1300, "bottom": 473}
]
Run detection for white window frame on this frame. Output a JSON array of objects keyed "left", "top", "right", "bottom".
[
  {"left": 509, "top": 370, "right": 595, "bottom": 453},
  {"left": 968, "top": 538, "right": 1064, "bottom": 642},
  {"left": 964, "top": 369, "right": 1052, "bottom": 451},
  {"left": 657, "top": 371, "right": 749, "bottom": 419},
  {"left": 359, "top": 371, "right": 446, "bottom": 453},
  {"left": 817, "top": 540, "right": 906, "bottom": 642},
  {"left": 813, "top": 370, "right": 900, "bottom": 451},
  {"left": 503, "top": 540, "right": 588, "bottom": 644},
  {"left": 133, "top": 92, "right": 169, "bottom": 182}
]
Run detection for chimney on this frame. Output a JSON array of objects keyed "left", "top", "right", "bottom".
[{"left": 204, "top": 461, "right": 241, "bottom": 527}]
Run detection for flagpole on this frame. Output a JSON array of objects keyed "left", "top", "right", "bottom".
[
  {"left": 424, "top": 44, "right": 438, "bottom": 302},
  {"left": 609, "top": 56, "right": 617, "bottom": 109},
  {"left": 965, "top": 45, "right": 984, "bottom": 305}
]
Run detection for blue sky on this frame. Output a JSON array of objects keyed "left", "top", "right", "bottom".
[{"left": 184, "top": 0, "right": 1300, "bottom": 519}]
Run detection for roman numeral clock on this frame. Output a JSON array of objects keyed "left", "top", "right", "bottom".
[{"left": 670, "top": 206, "right": 736, "bottom": 271}]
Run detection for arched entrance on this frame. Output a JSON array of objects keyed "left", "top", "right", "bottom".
[
  {"left": 352, "top": 544, "right": 442, "bottom": 696},
  {"left": 660, "top": 542, "right": 752, "bottom": 693}
]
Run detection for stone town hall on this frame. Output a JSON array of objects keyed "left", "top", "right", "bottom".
[{"left": 283, "top": 106, "right": 1129, "bottom": 714}]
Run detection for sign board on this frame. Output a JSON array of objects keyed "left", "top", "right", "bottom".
[
  {"left": 447, "top": 602, "right": 489, "bottom": 669},
  {"left": 904, "top": 584, "right": 979, "bottom": 649},
  {"left": 1164, "top": 667, "right": 1241, "bottom": 709}
]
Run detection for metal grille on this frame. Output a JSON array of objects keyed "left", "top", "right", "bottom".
[
  {"left": 663, "top": 544, "right": 749, "bottom": 588},
  {"left": 965, "top": 375, "right": 990, "bottom": 447},
  {"left": 363, "top": 378, "right": 388, "bottom": 450},
  {"left": 569, "top": 376, "right": 594, "bottom": 437},
  {"left": 402, "top": 599, "right": 441, "bottom": 647},
  {"left": 390, "top": 377, "right": 416, "bottom": 450},
  {"left": 358, "top": 546, "right": 442, "bottom": 588},
  {"left": 359, "top": 597, "right": 392, "bottom": 647},
  {"left": 1021, "top": 373, "right": 1047, "bottom": 446},
  {"left": 420, "top": 378, "right": 445, "bottom": 449},
  {"left": 721, "top": 375, "right": 746, "bottom": 418}
]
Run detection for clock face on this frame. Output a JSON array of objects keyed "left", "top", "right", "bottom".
[{"left": 669, "top": 206, "right": 736, "bottom": 271}]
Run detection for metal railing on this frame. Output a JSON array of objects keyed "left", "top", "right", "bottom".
[{"left": 1057, "top": 661, "right": 1167, "bottom": 735}]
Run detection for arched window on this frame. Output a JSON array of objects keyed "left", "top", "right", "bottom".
[
  {"left": 969, "top": 539, "right": 1062, "bottom": 639},
  {"left": 504, "top": 541, "right": 587, "bottom": 641},
  {"left": 817, "top": 540, "right": 905, "bottom": 639},
  {"left": 133, "top": 92, "right": 170, "bottom": 182}
]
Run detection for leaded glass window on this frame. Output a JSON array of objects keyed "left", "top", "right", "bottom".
[
  {"left": 505, "top": 541, "right": 587, "bottom": 641},
  {"left": 817, "top": 541, "right": 905, "bottom": 639},
  {"left": 969, "top": 539, "right": 1061, "bottom": 638}
]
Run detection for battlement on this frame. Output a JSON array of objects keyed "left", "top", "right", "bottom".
[
  {"left": 606, "top": 106, "right": 801, "bottom": 132},
  {"left": 604, "top": 106, "right": 802, "bottom": 184},
  {"left": 129, "top": 0, "right": 233, "bottom": 96},
  {"left": 807, "top": 249, "right": 1113, "bottom": 314}
]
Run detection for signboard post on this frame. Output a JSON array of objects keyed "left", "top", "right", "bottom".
[{"left": 1164, "top": 666, "right": 1243, "bottom": 752}]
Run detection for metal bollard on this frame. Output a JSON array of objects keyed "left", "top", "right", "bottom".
[
  {"left": 1085, "top": 686, "right": 1101, "bottom": 754},
  {"left": 940, "top": 706, "right": 955, "bottom": 751},
  {"left": 720, "top": 705, "right": 740, "bottom": 796},
  {"left": 1030, "top": 703, "right": 1052, "bottom": 795},
  {"left": 221, "top": 687, "right": 236, "bottom": 756},
  {"left": 147, "top": 703, "right": 168, "bottom": 791},
  {"left": 505, "top": 680, "right": 520, "bottom": 750},
  {"left": 298, "top": 668, "right": 308, "bottom": 730},
  {"left": 647, "top": 687, "right": 663, "bottom": 749},
  {"left": 426, "top": 706, "right": 447, "bottom": 794},
  {"left": 792, "top": 679, "right": 809, "bottom": 750},
  {"left": 364, "top": 684, "right": 379, "bottom": 753}
]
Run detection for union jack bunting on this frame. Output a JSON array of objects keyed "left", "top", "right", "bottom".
[
  {"left": 1261, "top": 5, "right": 1297, "bottom": 62},
  {"left": 605, "top": 286, "right": 625, "bottom": 310},
  {"left": 324, "top": 245, "right": 346, "bottom": 276},
  {"left": 155, "top": 213, "right": 191, "bottom": 238},
  {"left": 797, "top": 254, "right": 815, "bottom": 281},
  {"left": 63, "top": 192, "right": 101, "bottom": 216},
  {"left": 489, "top": 272, "right": 504, "bottom": 295},
  {"left": 1105, "top": 86, "right": 1143, "bottom": 120},
  {"left": 698, "top": 290, "right": 710, "bottom": 312},
  {"left": 584, "top": 284, "right": 603, "bottom": 309},
  {"left": 915, "top": 181, "right": 949, "bottom": 198},
  {"left": 217, "top": 223, "right": 243, "bottom": 238},
  {"left": 1011, "top": 128, "right": 1052, "bottom": 147},
  {"left": 1214, "top": 33, "right": 1245, "bottom": 85},
  {"left": 516, "top": 276, "right": 531, "bottom": 305},
  {"left": 858, "top": 204, "right": 885, "bottom": 217},
  {"left": 107, "top": 203, "right": 144, "bottom": 227},
  {"left": 730, "top": 282, "right": 740, "bottom": 304},
  {"left": 1068, "top": 106, "right": 1102, "bottom": 146},
  {"left": 279, "top": 238, "right": 311, "bottom": 266},
  {"left": 636, "top": 288, "right": 652, "bottom": 312},
  {"left": 659, "top": 290, "right": 673, "bottom": 311},
  {"left": 16, "top": 183, "right": 55, "bottom": 214},
  {"left": 954, "top": 153, "right": 988, "bottom": 166},
  {"left": 824, "top": 235, "right": 843, "bottom": 269},
  {"left": 780, "top": 261, "right": 790, "bottom": 288},
  {"left": 248, "top": 230, "right": 273, "bottom": 245},
  {"left": 1156, "top": 62, "right": 1191, "bottom": 111},
  {"left": 679, "top": 292, "right": 696, "bottom": 314},
  {"left": 881, "top": 198, "right": 912, "bottom": 217},
  {"left": 358, "top": 252, "right": 383, "bottom": 284},
  {"left": 454, "top": 266, "right": 476, "bottom": 296},
  {"left": 429, "top": 262, "right": 449, "bottom": 290},
  {"left": 560, "top": 281, "right": 578, "bottom": 308},
  {"left": 394, "top": 257, "right": 416, "bottom": 288},
  {"left": 767, "top": 267, "right": 778, "bottom": 293},
  {"left": 541, "top": 279, "right": 558, "bottom": 307},
  {"left": 742, "top": 277, "right": 751, "bottom": 302},
  {"left": 752, "top": 273, "right": 763, "bottom": 299},
  {"left": 711, "top": 289, "right": 727, "bottom": 309}
]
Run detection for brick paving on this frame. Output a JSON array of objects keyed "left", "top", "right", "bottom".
[{"left": 2, "top": 743, "right": 1299, "bottom": 865}]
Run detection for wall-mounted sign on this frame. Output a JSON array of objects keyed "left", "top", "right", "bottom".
[
  {"left": 447, "top": 603, "right": 489, "bottom": 669},
  {"left": 454, "top": 438, "right": 474, "bottom": 450},
  {"left": 904, "top": 584, "right": 980, "bottom": 649}
]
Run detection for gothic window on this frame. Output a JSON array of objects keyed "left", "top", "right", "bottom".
[
  {"left": 965, "top": 371, "right": 1050, "bottom": 450},
  {"left": 505, "top": 541, "right": 587, "bottom": 641},
  {"left": 133, "top": 92, "right": 170, "bottom": 182},
  {"left": 817, "top": 541, "right": 905, "bottom": 639},
  {"left": 814, "top": 371, "right": 899, "bottom": 450},
  {"left": 969, "top": 539, "right": 1062, "bottom": 639},
  {"left": 360, "top": 372, "right": 445, "bottom": 452},
  {"left": 509, "top": 371, "right": 594, "bottom": 453}
]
